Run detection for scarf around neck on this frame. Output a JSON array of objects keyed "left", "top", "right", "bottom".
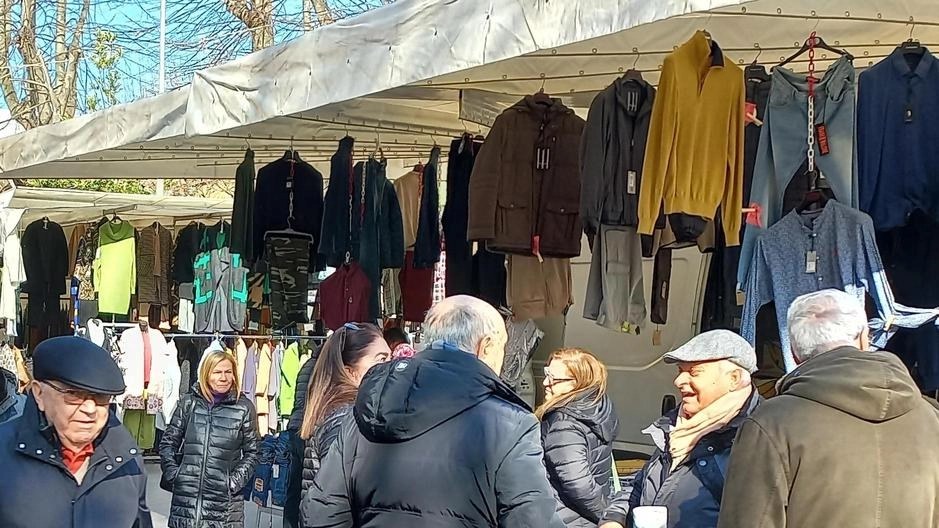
[{"left": 669, "top": 387, "right": 751, "bottom": 470}]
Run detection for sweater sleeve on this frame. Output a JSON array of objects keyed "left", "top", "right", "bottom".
[
  {"left": 740, "top": 237, "right": 773, "bottom": 345},
  {"left": 856, "top": 213, "right": 896, "bottom": 321},
  {"left": 579, "top": 92, "right": 606, "bottom": 237},
  {"left": 717, "top": 418, "right": 789, "bottom": 528},
  {"left": 638, "top": 60, "right": 678, "bottom": 236},
  {"left": 467, "top": 113, "right": 508, "bottom": 241},
  {"left": 722, "top": 75, "right": 746, "bottom": 246}
]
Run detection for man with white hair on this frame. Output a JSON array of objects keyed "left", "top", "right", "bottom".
[
  {"left": 719, "top": 289, "right": 939, "bottom": 528},
  {"left": 302, "top": 295, "right": 566, "bottom": 527},
  {"left": 600, "top": 329, "right": 761, "bottom": 528}
]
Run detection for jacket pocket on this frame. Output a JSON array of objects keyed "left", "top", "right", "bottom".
[
  {"left": 541, "top": 201, "right": 581, "bottom": 257},
  {"left": 496, "top": 198, "right": 531, "bottom": 248}
]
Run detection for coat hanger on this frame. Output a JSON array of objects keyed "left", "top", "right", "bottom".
[
  {"left": 622, "top": 52, "right": 644, "bottom": 81},
  {"left": 899, "top": 22, "right": 926, "bottom": 57},
  {"left": 777, "top": 33, "right": 853, "bottom": 69},
  {"left": 745, "top": 47, "right": 770, "bottom": 82},
  {"left": 797, "top": 170, "right": 834, "bottom": 213},
  {"left": 532, "top": 76, "right": 552, "bottom": 105}
]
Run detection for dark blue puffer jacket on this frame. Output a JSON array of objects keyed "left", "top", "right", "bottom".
[{"left": 601, "top": 388, "right": 761, "bottom": 528}]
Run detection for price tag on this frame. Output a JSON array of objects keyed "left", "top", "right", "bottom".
[
  {"left": 745, "top": 101, "right": 758, "bottom": 124},
  {"left": 627, "top": 170, "right": 638, "bottom": 195},
  {"left": 652, "top": 328, "right": 663, "bottom": 346},
  {"left": 806, "top": 250, "right": 817, "bottom": 274},
  {"left": 736, "top": 290, "right": 746, "bottom": 306},
  {"left": 272, "top": 465, "right": 280, "bottom": 479}
]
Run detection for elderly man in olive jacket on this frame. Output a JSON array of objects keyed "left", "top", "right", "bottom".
[
  {"left": 719, "top": 289, "right": 939, "bottom": 528},
  {"left": 0, "top": 336, "right": 152, "bottom": 528}
]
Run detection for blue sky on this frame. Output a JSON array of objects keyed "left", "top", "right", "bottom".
[{"left": 2, "top": 0, "right": 386, "bottom": 113}]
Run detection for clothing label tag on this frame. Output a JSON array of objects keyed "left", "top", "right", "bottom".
[
  {"left": 532, "top": 235, "right": 544, "bottom": 263},
  {"left": 806, "top": 250, "right": 817, "bottom": 274},
  {"left": 652, "top": 328, "right": 663, "bottom": 346},
  {"left": 535, "top": 147, "right": 551, "bottom": 170},
  {"left": 626, "top": 90, "right": 639, "bottom": 114},
  {"left": 627, "top": 170, "right": 638, "bottom": 194},
  {"left": 905, "top": 104, "right": 914, "bottom": 123},
  {"left": 735, "top": 290, "right": 745, "bottom": 306},
  {"left": 815, "top": 124, "right": 830, "bottom": 155}
]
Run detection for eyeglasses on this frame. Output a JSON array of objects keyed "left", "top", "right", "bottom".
[
  {"left": 42, "top": 382, "right": 112, "bottom": 407},
  {"left": 543, "top": 367, "right": 575, "bottom": 386}
]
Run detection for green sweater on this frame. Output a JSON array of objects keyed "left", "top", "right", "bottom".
[
  {"left": 278, "top": 342, "right": 312, "bottom": 417},
  {"left": 94, "top": 221, "right": 136, "bottom": 314}
]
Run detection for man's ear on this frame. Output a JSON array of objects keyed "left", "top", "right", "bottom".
[
  {"left": 30, "top": 381, "right": 45, "bottom": 411},
  {"left": 476, "top": 335, "right": 491, "bottom": 359}
]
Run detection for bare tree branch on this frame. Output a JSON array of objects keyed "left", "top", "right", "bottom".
[
  {"left": 222, "top": 0, "right": 274, "bottom": 50},
  {"left": 62, "top": 0, "right": 90, "bottom": 117},
  {"left": 311, "top": 0, "right": 333, "bottom": 26},
  {"left": 54, "top": 0, "right": 66, "bottom": 84}
]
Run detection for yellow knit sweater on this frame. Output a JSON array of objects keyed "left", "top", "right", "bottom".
[{"left": 638, "top": 31, "right": 745, "bottom": 245}]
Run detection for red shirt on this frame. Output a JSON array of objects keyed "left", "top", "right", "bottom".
[
  {"left": 319, "top": 263, "right": 371, "bottom": 330},
  {"left": 61, "top": 444, "right": 94, "bottom": 475}
]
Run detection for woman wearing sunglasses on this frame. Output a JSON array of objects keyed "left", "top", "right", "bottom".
[
  {"left": 536, "top": 348, "right": 619, "bottom": 528},
  {"left": 299, "top": 323, "right": 390, "bottom": 494}
]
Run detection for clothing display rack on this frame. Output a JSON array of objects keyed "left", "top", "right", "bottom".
[{"left": 162, "top": 332, "right": 327, "bottom": 342}]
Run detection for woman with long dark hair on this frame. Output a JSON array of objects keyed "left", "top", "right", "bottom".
[
  {"left": 537, "top": 348, "right": 619, "bottom": 528},
  {"left": 299, "top": 323, "right": 390, "bottom": 493}
]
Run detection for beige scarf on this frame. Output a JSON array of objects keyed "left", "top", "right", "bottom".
[{"left": 669, "top": 388, "right": 751, "bottom": 470}]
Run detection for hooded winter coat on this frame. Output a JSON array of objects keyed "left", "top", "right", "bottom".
[
  {"left": 541, "top": 391, "right": 620, "bottom": 527},
  {"left": 468, "top": 96, "right": 586, "bottom": 259},
  {"left": 301, "top": 343, "right": 567, "bottom": 528},
  {"left": 602, "top": 386, "right": 761, "bottom": 528},
  {"left": 0, "top": 396, "right": 152, "bottom": 528},
  {"left": 301, "top": 403, "right": 352, "bottom": 493},
  {"left": 718, "top": 347, "right": 939, "bottom": 528},
  {"left": 0, "top": 368, "right": 24, "bottom": 425},
  {"left": 159, "top": 385, "right": 261, "bottom": 528},
  {"left": 579, "top": 76, "right": 655, "bottom": 233}
]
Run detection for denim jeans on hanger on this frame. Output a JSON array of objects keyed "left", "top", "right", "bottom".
[{"left": 738, "top": 55, "right": 859, "bottom": 286}]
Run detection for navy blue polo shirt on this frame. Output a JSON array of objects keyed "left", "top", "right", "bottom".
[{"left": 858, "top": 48, "right": 939, "bottom": 231}]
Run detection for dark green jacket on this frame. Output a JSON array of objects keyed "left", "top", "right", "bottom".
[{"left": 719, "top": 347, "right": 939, "bottom": 528}]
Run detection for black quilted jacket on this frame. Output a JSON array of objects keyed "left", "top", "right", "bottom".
[
  {"left": 159, "top": 384, "right": 261, "bottom": 528},
  {"left": 541, "top": 391, "right": 619, "bottom": 527},
  {"left": 301, "top": 403, "right": 352, "bottom": 493}
]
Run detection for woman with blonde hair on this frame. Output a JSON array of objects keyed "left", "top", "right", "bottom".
[
  {"left": 159, "top": 349, "right": 260, "bottom": 528},
  {"left": 537, "top": 347, "right": 620, "bottom": 528}
]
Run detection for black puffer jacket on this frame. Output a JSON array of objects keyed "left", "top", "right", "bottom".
[
  {"left": 287, "top": 349, "right": 319, "bottom": 433},
  {"left": 301, "top": 403, "right": 352, "bottom": 493},
  {"left": 301, "top": 344, "right": 566, "bottom": 528},
  {"left": 542, "top": 391, "right": 620, "bottom": 527},
  {"left": 159, "top": 385, "right": 261, "bottom": 528}
]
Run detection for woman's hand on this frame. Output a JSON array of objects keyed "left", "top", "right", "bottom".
[{"left": 599, "top": 523, "right": 625, "bottom": 528}]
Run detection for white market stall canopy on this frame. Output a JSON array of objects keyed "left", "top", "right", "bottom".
[
  {"left": 0, "top": 0, "right": 936, "bottom": 179},
  {"left": 0, "top": 185, "right": 231, "bottom": 227}
]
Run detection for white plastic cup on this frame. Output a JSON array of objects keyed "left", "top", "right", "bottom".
[{"left": 632, "top": 506, "right": 668, "bottom": 528}]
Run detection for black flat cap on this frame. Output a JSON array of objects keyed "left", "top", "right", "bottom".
[{"left": 33, "top": 336, "right": 126, "bottom": 395}]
